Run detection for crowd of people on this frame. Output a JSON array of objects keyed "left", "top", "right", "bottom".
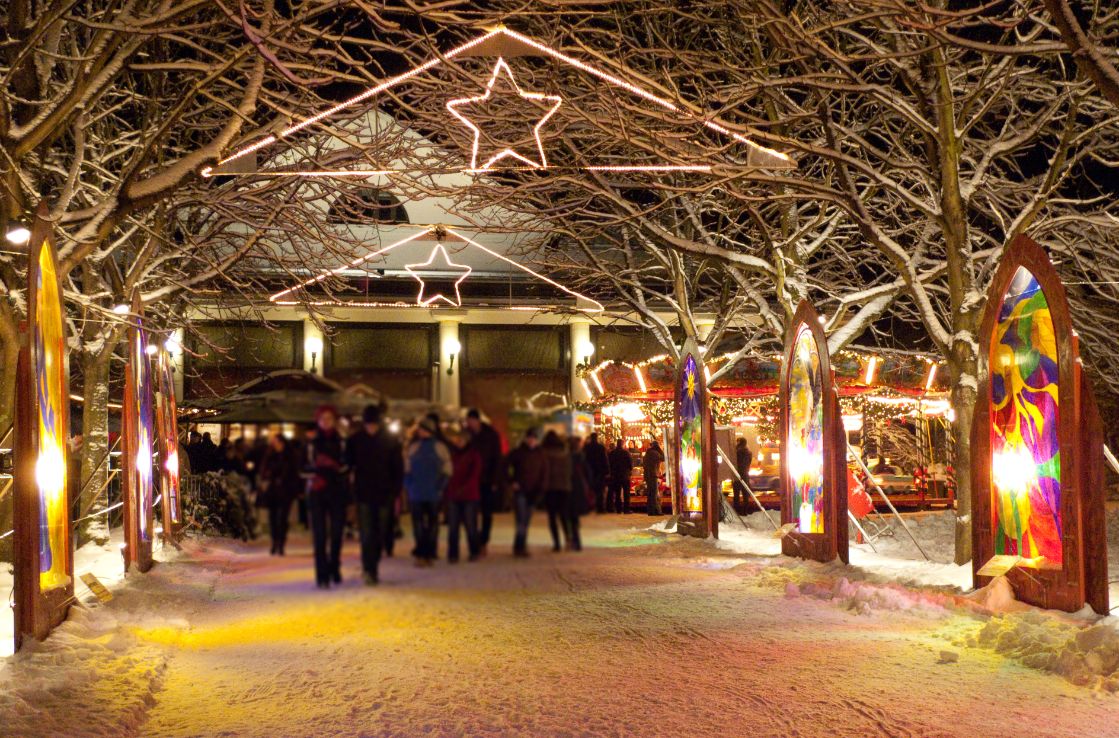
[{"left": 191, "top": 405, "right": 664, "bottom": 589}]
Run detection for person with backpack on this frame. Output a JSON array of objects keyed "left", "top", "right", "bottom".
[{"left": 404, "top": 417, "right": 452, "bottom": 567}]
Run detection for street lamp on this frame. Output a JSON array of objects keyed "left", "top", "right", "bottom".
[{"left": 305, "top": 334, "right": 324, "bottom": 372}]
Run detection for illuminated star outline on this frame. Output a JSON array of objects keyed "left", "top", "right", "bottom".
[
  {"left": 404, "top": 243, "right": 473, "bottom": 307},
  {"left": 446, "top": 58, "right": 563, "bottom": 171}
]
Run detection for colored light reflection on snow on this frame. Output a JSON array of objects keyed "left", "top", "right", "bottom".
[
  {"left": 787, "top": 325, "right": 824, "bottom": 534},
  {"left": 678, "top": 354, "right": 704, "bottom": 514},
  {"left": 34, "top": 238, "right": 69, "bottom": 591},
  {"left": 990, "top": 266, "right": 1061, "bottom": 564}
]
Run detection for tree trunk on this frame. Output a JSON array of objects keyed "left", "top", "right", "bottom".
[
  {"left": 949, "top": 373, "right": 978, "bottom": 565},
  {"left": 76, "top": 344, "right": 115, "bottom": 544},
  {"left": 0, "top": 312, "right": 20, "bottom": 560}
]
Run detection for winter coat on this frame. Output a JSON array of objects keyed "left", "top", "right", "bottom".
[
  {"left": 346, "top": 428, "right": 404, "bottom": 508},
  {"left": 642, "top": 444, "right": 664, "bottom": 480},
  {"left": 446, "top": 444, "right": 483, "bottom": 503},
  {"left": 258, "top": 445, "right": 301, "bottom": 506},
  {"left": 571, "top": 450, "right": 591, "bottom": 516},
  {"left": 307, "top": 430, "right": 347, "bottom": 499},
  {"left": 503, "top": 443, "right": 548, "bottom": 503},
  {"left": 735, "top": 444, "right": 753, "bottom": 478},
  {"left": 404, "top": 437, "right": 452, "bottom": 504},
  {"left": 584, "top": 439, "right": 610, "bottom": 486},
  {"left": 470, "top": 422, "right": 504, "bottom": 489},
  {"left": 542, "top": 444, "right": 573, "bottom": 494},
  {"left": 608, "top": 445, "right": 634, "bottom": 481}
]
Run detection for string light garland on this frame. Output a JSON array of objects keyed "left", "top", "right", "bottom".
[
  {"left": 201, "top": 26, "right": 793, "bottom": 179},
  {"left": 404, "top": 243, "right": 473, "bottom": 307},
  {"left": 269, "top": 225, "right": 605, "bottom": 312},
  {"left": 447, "top": 58, "right": 563, "bottom": 171}
]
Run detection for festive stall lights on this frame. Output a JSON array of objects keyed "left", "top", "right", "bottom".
[
  {"left": 600, "top": 402, "right": 647, "bottom": 423},
  {"left": 580, "top": 378, "right": 593, "bottom": 398},
  {"left": 864, "top": 356, "right": 878, "bottom": 385},
  {"left": 591, "top": 371, "right": 605, "bottom": 395},
  {"left": 841, "top": 414, "right": 864, "bottom": 432},
  {"left": 633, "top": 366, "right": 648, "bottom": 393},
  {"left": 924, "top": 364, "right": 938, "bottom": 392}
]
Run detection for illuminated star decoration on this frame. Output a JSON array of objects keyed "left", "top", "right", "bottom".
[
  {"left": 446, "top": 58, "right": 563, "bottom": 172},
  {"left": 405, "top": 243, "right": 473, "bottom": 307}
]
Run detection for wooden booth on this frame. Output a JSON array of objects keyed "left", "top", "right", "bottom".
[
  {"left": 13, "top": 207, "right": 74, "bottom": 650},
  {"left": 779, "top": 301, "right": 848, "bottom": 563},
  {"left": 674, "top": 339, "right": 718, "bottom": 538},
  {"left": 122, "top": 290, "right": 156, "bottom": 572},
  {"left": 972, "top": 234, "right": 1108, "bottom": 613}
]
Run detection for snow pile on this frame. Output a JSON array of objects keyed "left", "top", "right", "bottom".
[
  {"left": 785, "top": 575, "right": 949, "bottom": 617},
  {"left": 952, "top": 612, "right": 1119, "bottom": 692},
  {"left": 850, "top": 510, "right": 957, "bottom": 564}
]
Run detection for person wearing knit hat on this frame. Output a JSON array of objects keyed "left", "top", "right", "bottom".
[{"left": 306, "top": 402, "right": 347, "bottom": 588}]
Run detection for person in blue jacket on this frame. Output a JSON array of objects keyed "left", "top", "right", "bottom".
[{"left": 404, "top": 417, "right": 452, "bottom": 567}]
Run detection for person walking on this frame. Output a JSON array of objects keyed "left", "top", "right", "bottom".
[
  {"left": 258, "top": 434, "right": 300, "bottom": 556},
  {"left": 607, "top": 439, "right": 634, "bottom": 513},
  {"left": 346, "top": 405, "right": 403, "bottom": 585},
  {"left": 445, "top": 431, "right": 482, "bottom": 563},
  {"left": 643, "top": 440, "right": 665, "bottom": 516},
  {"left": 464, "top": 408, "right": 503, "bottom": 555},
  {"left": 306, "top": 405, "right": 349, "bottom": 588},
  {"left": 584, "top": 432, "right": 610, "bottom": 514},
  {"left": 404, "top": 417, "right": 451, "bottom": 567},
  {"left": 541, "top": 431, "right": 573, "bottom": 552},
  {"left": 503, "top": 428, "right": 547, "bottom": 557},
  {"left": 733, "top": 438, "right": 753, "bottom": 511},
  {"left": 566, "top": 436, "right": 590, "bottom": 551}
]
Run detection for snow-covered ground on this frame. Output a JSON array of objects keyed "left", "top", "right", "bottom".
[{"left": 2, "top": 512, "right": 1118, "bottom": 737}]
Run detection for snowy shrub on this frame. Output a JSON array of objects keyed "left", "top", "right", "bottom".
[{"left": 182, "top": 472, "right": 257, "bottom": 541}]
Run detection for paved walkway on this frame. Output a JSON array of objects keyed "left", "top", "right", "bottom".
[{"left": 2, "top": 514, "right": 1116, "bottom": 737}]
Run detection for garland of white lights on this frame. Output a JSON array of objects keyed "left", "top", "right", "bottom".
[
  {"left": 270, "top": 225, "right": 605, "bottom": 313},
  {"left": 404, "top": 243, "right": 473, "bottom": 307},
  {"left": 201, "top": 26, "right": 792, "bottom": 179}
]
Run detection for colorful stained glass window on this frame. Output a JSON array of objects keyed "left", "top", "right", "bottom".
[
  {"left": 33, "top": 240, "right": 68, "bottom": 591},
  {"left": 156, "top": 351, "right": 180, "bottom": 524},
  {"left": 133, "top": 320, "right": 156, "bottom": 541},
  {"left": 787, "top": 325, "right": 824, "bottom": 534},
  {"left": 990, "top": 266, "right": 1061, "bottom": 565},
  {"left": 678, "top": 354, "right": 704, "bottom": 514}
]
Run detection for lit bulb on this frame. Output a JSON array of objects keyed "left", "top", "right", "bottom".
[
  {"left": 578, "top": 338, "right": 595, "bottom": 359},
  {"left": 164, "top": 336, "right": 181, "bottom": 354},
  {"left": 112, "top": 304, "right": 129, "bottom": 315},
  {"left": 444, "top": 337, "right": 461, "bottom": 355},
  {"left": 5, "top": 226, "right": 31, "bottom": 245},
  {"left": 145, "top": 343, "right": 158, "bottom": 356},
  {"left": 304, "top": 334, "right": 324, "bottom": 355},
  {"left": 35, "top": 442, "right": 65, "bottom": 495}
]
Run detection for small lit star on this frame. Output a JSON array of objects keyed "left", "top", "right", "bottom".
[{"left": 404, "top": 244, "right": 473, "bottom": 307}]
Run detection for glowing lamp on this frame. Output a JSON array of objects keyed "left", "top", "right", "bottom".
[
  {"left": 6, "top": 226, "right": 31, "bottom": 245},
  {"left": 577, "top": 338, "right": 595, "bottom": 364},
  {"left": 164, "top": 335, "right": 181, "bottom": 355},
  {"left": 112, "top": 304, "right": 129, "bottom": 315},
  {"left": 305, "top": 334, "right": 324, "bottom": 372},
  {"left": 165, "top": 450, "right": 179, "bottom": 476},
  {"left": 991, "top": 446, "right": 1036, "bottom": 497},
  {"left": 144, "top": 343, "right": 158, "bottom": 356},
  {"left": 35, "top": 443, "right": 65, "bottom": 496}
]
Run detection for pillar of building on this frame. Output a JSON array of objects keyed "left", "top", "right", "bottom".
[
  {"left": 302, "top": 319, "right": 325, "bottom": 376},
  {"left": 437, "top": 315, "right": 464, "bottom": 407},
  {"left": 169, "top": 328, "right": 185, "bottom": 402},
  {"left": 570, "top": 319, "right": 594, "bottom": 404},
  {"left": 694, "top": 316, "right": 717, "bottom": 345}
]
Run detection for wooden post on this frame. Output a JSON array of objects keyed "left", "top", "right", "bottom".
[
  {"left": 13, "top": 205, "right": 74, "bottom": 650},
  {"left": 972, "top": 234, "right": 1108, "bottom": 613},
  {"left": 155, "top": 347, "right": 182, "bottom": 540},
  {"left": 779, "top": 301, "right": 848, "bottom": 564}
]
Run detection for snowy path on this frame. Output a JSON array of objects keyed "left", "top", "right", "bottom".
[{"left": 3, "top": 514, "right": 1118, "bottom": 737}]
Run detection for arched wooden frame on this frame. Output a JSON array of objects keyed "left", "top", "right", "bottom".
[
  {"left": 14, "top": 206, "right": 74, "bottom": 650},
  {"left": 972, "top": 234, "right": 1107, "bottom": 613},
  {"left": 779, "top": 301, "right": 848, "bottom": 564},
  {"left": 673, "top": 338, "right": 718, "bottom": 538},
  {"left": 122, "top": 290, "right": 155, "bottom": 572},
  {"left": 155, "top": 347, "right": 182, "bottom": 538}
]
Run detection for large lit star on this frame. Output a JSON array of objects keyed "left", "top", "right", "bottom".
[
  {"left": 405, "top": 244, "right": 473, "bottom": 307},
  {"left": 446, "top": 58, "right": 563, "bottom": 171}
]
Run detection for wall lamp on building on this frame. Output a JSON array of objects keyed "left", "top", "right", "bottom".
[
  {"left": 576, "top": 338, "right": 595, "bottom": 373},
  {"left": 5, "top": 224, "right": 30, "bottom": 246},
  {"left": 305, "top": 334, "right": 324, "bottom": 372},
  {"left": 444, "top": 337, "right": 461, "bottom": 376}
]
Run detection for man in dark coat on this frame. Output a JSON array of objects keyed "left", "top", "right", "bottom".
[
  {"left": 584, "top": 432, "right": 610, "bottom": 514},
  {"left": 607, "top": 439, "right": 634, "bottom": 514},
  {"left": 643, "top": 440, "right": 665, "bottom": 516},
  {"left": 465, "top": 408, "right": 503, "bottom": 555},
  {"left": 346, "top": 405, "right": 403, "bottom": 585},
  {"left": 733, "top": 438, "right": 753, "bottom": 511},
  {"left": 502, "top": 428, "right": 548, "bottom": 557},
  {"left": 306, "top": 405, "right": 349, "bottom": 588}
]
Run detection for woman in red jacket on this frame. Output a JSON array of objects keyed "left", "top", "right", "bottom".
[{"left": 445, "top": 430, "right": 483, "bottom": 562}]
